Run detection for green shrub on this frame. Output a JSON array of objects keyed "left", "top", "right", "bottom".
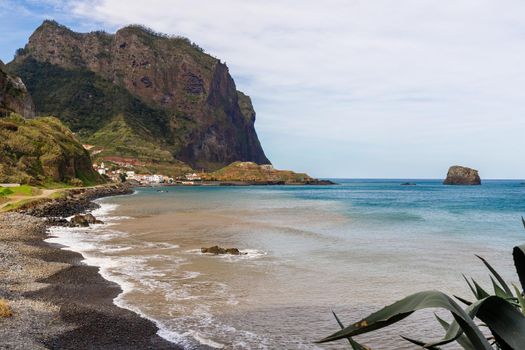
[{"left": 68, "top": 178, "right": 83, "bottom": 187}]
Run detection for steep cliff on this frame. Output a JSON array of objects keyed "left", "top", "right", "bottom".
[
  {"left": 0, "top": 114, "right": 103, "bottom": 185},
  {"left": 0, "top": 60, "right": 35, "bottom": 119},
  {"left": 8, "top": 20, "right": 270, "bottom": 171}
]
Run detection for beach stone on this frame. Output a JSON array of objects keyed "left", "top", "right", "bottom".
[
  {"left": 443, "top": 166, "right": 481, "bottom": 185},
  {"left": 44, "top": 218, "right": 72, "bottom": 227},
  {"left": 83, "top": 214, "right": 103, "bottom": 225},
  {"left": 83, "top": 214, "right": 96, "bottom": 224},
  {"left": 201, "top": 246, "right": 242, "bottom": 255},
  {"left": 225, "top": 248, "right": 241, "bottom": 255},
  {"left": 70, "top": 215, "right": 89, "bottom": 227}
]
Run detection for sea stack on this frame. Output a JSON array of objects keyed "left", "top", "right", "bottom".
[{"left": 443, "top": 166, "right": 481, "bottom": 185}]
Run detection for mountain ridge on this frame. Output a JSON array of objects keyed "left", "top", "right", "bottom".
[{"left": 8, "top": 20, "right": 270, "bottom": 172}]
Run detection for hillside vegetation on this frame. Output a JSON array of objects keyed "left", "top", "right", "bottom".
[
  {"left": 0, "top": 114, "right": 103, "bottom": 186},
  {"left": 201, "top": 162, "right": 314, "bottom": 184}
]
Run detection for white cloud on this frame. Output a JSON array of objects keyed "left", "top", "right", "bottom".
[{"left": 13, "top": 0, "right": 525, "bottom": 177}]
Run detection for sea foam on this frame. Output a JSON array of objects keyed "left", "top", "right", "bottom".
[{"left": 44, "top": 202, "right": 219, "bottom": 349}]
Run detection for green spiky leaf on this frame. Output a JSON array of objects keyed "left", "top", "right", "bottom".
[
  {"left": 401, "top": 335, "right": 441, "bottom": 349},
  {"left": 434, "top": 314, "right": 476, "bottom": 350},
  {"left": 512, "top": 284, "right": 525, "bottom": 316},
  {"left": 332, "top": 311, "right": 369, "bottom": 350},
  {"left": 513, "top": 245, "right": 525, "bottom": 292},
  {"left": 463, "top": 274, "right": 478, "bottom": 299},
  {"left": 318, "top": 291, "right": 492, "bottom": 349},
  {"left": 476, "top": 295, "right": 525, "bottom": 349},
  {"left": 472, "top": 279, "right": 490, "bottom": 299},
  {"left": 476, "top": 255, "right": 512, "bottom": 296},
  {"left": 490, "top": 276, "right": 509, "bottom": 298},
  {"left": 454, "top": 295, "right": 473, "bottom": 306}
]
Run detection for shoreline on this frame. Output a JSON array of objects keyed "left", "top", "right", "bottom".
[{"left": 0, "top": 184, "right": 182, "bottom": 349}]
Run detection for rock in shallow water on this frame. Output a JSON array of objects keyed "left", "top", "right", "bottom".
[
  {"left": 443, "top": 165, "right": 481, "bottom": 185},
  {"left": 201, "top": 246, "right": 245, "bottom": 255},
  {"left": 69, "top": 214, "right": 104, "bottom": 227}
]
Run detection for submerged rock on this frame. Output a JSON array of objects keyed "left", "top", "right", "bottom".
[
  {"left": 443, "top": 166, "right": 481, "bottom": 185},
  {"left": 69, "top": 214, "right": 104, "bottom": 227},
  {"left": 70, "top": 215, "right": 89, "bottom": 227},
  {"left": 400, "top": 182, "right": 416, "bottom": 186},
  {"left": 201, "top": 245, "right": 244, "bottom": 255},
  {"left": 83, "top": 214, "right": 104, "bottom": 225}
]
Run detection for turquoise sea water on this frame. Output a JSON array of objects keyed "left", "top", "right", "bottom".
[{"left": 49, "top": 179, "right": 525, "bottom": 349}]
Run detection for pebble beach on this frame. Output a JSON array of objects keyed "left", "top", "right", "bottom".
[{"left": 0, "top": 185, "right": 180, "bottom": 350}]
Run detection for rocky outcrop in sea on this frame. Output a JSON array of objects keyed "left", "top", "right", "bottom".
[{"left": 443, "top": 165, "right": 481, "bottom": 185}]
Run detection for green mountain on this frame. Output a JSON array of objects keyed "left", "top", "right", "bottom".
[
  {"left": 0, "top": 114, "right": 103, "bottom": 186},
  {"left": 8, "top": 20, "right": 270, "bottom": 173}
]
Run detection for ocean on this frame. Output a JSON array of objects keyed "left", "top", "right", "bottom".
[{"left": 46, "top": 179, "right": 525, "bottom": 349}]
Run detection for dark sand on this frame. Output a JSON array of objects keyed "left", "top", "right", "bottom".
[{"left": 28, "top": 242, "right": 181, "bottom": 349}]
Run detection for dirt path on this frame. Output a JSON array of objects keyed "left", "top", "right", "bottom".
[{"left": 0, "top": 189, "right": 58, "bottom": 211}]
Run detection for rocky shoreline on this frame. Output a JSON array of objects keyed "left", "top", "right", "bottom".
[{"left": 0, "top": 184, "right": 182, "bottom": 349}]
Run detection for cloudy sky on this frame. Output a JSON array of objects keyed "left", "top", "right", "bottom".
[{"left": 1, "top": 0, "right": 524, "bottom": 178}]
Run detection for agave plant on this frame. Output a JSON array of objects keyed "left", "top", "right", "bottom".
[{"left": 318, "top": 218, "right": 525, "bottom": 349}]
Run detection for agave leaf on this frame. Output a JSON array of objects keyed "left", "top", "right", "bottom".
[
  {"left": 463, "top": 274, "right": 478, "bottom": 298},
  {"left": 317, "top": 291, "right": 492, "bottom": 350},
  {"left": 401, "top": 335, "right": 441, "bottom": 349},
  {"left": 472, "top": 279, "right": 490, "bottom": 299},
  {"left": 476, "top": 255, "right": 512, "bottom": 296},
  {"left": 434, "top": 314, "right": 476, "bottom": 350},
  {"left": 421, "top": 298, "right": 487, "bottom": 348},
  {"left": 332, "top": 311, "right": 369, "bottom": 350},
  {"left": 512, "top": 284, "right": 525, "bottom": 316},
  {"left": 348, "top": 338, "right": 368, "bottom": 350},
  {"left": 332, "top": 310, "right": 344, "bottom": 329},
  {"left": 434, "top": 314, "right": 450, "bottom": 330},
  {"left": 477, "top": 295, "right": 525, "bottom": 350},
  {"left": 454, "top": 295, "right": 473, "bottom": 306},
  {"left": 522, "top": 216, "right": 525, "bottom": 230},
  {"left": 490, "top": 276, "right": 509, "bottom": 298},
  {"left": 513, "top": 245, "right": 525, "bottom": 292}
]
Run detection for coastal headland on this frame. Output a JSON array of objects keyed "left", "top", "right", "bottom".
[{"left": 0, "top": 184, "right": 181, "bottom": 349}]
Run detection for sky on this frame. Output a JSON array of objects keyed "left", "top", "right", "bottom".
[{"left": 1, "top": 0, "right": 525, "bottom": 178}]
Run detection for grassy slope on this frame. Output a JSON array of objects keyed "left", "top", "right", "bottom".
[
  {"left": 202, "top": 161, "right": 313, "bottom": 183},
  {"left": 0, "top": 114, "right": 103, "bottom": 185}
]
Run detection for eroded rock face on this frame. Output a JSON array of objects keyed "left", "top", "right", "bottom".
[
  {"left": 443, "top": 166, "right": 481, "bottom": 185},
  {"left": 9, "top": 20, "right": 270, "bottom": 171},
  {"left": 0, "top": 60, "right": 35, "bottom": 118}
]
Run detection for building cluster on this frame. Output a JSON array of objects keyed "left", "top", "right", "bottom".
[{"left": 92, "top": 162, "right": 202, "bottom": 185}]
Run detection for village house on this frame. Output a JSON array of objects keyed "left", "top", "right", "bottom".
[{"left": 185, "top": 173, "right": 201, "bottom": 181}]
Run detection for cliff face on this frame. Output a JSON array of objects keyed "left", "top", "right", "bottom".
[
  {"left": 443, "top": 165, "right": 481, "bottom": 185},
  {"left": 0, "top": 60, "right": 35, "bottom": 119},
  {"left": 0, "top": 115, "right": 103, "bottom": 185},
  {"left": 8, "top": 21, "right": 270, "bottom": 171}
]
